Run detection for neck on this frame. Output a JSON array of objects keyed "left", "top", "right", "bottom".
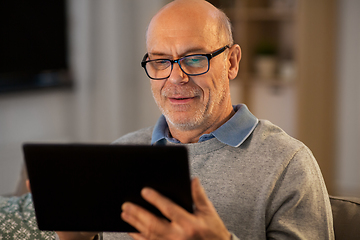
[{"left": 167, "top": 107, "right": 235, "bottom": 144}]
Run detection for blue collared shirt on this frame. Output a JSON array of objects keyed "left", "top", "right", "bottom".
[{"left": 151, "top": 104, "right": 258, "bottom": 147}]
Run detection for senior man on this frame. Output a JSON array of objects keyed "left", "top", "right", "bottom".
[{"left": 58, "top": 0, "right": 334, "bottom": 239}]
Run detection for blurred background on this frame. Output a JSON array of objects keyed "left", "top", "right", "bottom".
[{"left": 0, "top": 0, "right": 359, "bottom": 198}]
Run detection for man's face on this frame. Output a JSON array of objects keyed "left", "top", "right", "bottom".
[{"left": 147, "top": 10, "right": 232, "bottom": 133}]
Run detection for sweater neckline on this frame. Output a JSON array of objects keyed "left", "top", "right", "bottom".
[{"left": 165, "top": 137, "right": 228, "bottom": 156}]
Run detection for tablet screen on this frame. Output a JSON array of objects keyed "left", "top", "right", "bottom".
[{"left": 23, "top": 144, "right": 192, "bottom": 232}]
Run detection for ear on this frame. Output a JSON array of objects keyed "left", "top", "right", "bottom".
[{"left": 227, "top": 44, "right": 241, "bottom": 80}]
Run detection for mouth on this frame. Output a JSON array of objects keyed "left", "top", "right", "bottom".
[
  {"left": 173, "top": 97, "right": 193, "bottom": 100},
  {"left": 168, "top": 96, "right": 196, "bottom": 104}
]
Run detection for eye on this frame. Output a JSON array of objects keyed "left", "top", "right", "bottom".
[
  {"left": 149, "top": 59, "right": 171, "bottom": 70},
  {"left": 182, "top": 56, "right": 207, "bottom": 68}
]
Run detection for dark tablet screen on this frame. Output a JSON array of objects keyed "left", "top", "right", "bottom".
[{"left": 23, "top": 143, "right": 192, "bottom": 232}]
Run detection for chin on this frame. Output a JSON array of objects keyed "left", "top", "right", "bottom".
[
  {"left": 170, "top": 121, "right": 201, "bottom": 131},
  {"left": 166, "top": 113, "right": 204, "bottom": 131}
]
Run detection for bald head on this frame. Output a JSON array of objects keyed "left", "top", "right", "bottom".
[{"left": 146, "top": 0, "right": 233, "bottom": 52}]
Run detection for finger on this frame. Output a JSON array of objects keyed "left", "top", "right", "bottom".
[
  {"left": 56, "top": 231, "right": 98, "bottom": 240},
  {"left": 191, "top": 177, "right": 213, "bottom": 212},
  {"left": 121, "top": 202, "right": 169, "bottom": 236},
  {"left": 121, "top": 202, "right": 152, "bottom": 231},
  {"left": 141, "top": 187, "right": 192, "bottom": 222}
]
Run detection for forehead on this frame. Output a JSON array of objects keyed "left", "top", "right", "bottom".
[{"left": 146, "top": 8, "right": 220, "bottom": 55}]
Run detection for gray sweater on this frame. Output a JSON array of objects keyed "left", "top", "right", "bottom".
[{"left": 104, "top": 120, "right": 334, "bottom": 239}]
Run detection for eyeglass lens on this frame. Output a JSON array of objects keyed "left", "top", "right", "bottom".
[{"left": 146, "top": 55, "right": 209, "bottom": 79}]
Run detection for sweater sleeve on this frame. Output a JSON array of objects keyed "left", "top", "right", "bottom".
[{"left": 265, "top": 146, "right": 334, "bottom": 239}]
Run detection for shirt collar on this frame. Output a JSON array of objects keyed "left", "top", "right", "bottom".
[
  {"left": 151, "top": 104, "right": 258, "bottom": 147},
  {"left": 151, "top": 114, "right": 172, "bottom": 144}
]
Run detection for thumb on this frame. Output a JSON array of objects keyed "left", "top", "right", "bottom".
[{"left": 191, "top": 177, "right": 212, "bottom": 212}]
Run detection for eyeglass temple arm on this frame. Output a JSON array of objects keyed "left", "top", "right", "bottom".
[
  {"left": 208, "top": 45, "right": 229, "bottom": 59},
  {"left": 141, "top": 53, "right": 149, "bottom": 67}
]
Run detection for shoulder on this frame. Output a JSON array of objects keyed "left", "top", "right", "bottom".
[
  {"left": 251, "top": 119, "right": 305, "bottom": 152},
  {"left": 112, "top": 126, "right": 154, "bottom": 145},
  {"left": 243, "top": 119, "right": 315, "bottom": 170}
]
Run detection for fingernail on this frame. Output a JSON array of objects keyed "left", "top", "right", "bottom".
[
  {"left": 141, "top": 188, "right": 151, "bottom": 197},
  {"left": 122, "top": 202, "right": 130, "bottom": 211}
]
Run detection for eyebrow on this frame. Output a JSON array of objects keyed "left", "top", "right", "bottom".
[{"left": 148, "top": 47, "right": 207, "bottom": 58}]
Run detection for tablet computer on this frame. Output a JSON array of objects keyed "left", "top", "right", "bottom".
[{"left": 23, "top": 143, "right": 193, "bottom": 232}]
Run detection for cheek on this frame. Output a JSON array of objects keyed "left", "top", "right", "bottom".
[
  {"left": 195, "top": 73, "right": 221, "bottom": 97},
  {"left": 202, "top": 73, "right": 229, "bottom": 103},
  {"left": 150, "top": 81, "right": 163, "bottom": 97}
]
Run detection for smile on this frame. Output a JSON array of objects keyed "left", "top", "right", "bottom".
[{"left": 169, "top": 97, "right": 195, "bottom": 104}]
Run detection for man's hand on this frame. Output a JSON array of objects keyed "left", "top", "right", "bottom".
[
  {"left": 56, "top": 231, "right": 98, "bottom": 240},
  {"left": 121, "top": 177, "right": 231, "bottom": 240}
]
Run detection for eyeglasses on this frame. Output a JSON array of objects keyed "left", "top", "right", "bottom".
[{"left": 141, "top": 45, "right": 229, "bottom": 80}]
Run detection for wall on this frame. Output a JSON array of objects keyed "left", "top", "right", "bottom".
[
  {"left": 0, "top": 0, "right": 163, "bottom": 196},
  {"left": 0, "top": 90, "right": 74, "bottom": 195},
  {"left": 69, "top": 0, "right": 162, "bottom": 143},
  {"left": 336, "top": 0, "right": 360, "bottom": 197},
  {"left": 250, "top": 83, "right": 297, "bottom": 138},
  {"left": 231, "top": 0, "right": 360, "bottom": 196}
]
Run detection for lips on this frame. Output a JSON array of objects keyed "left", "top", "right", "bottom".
[
  {"left": 162, "top": 86, "right": 200, "bottom": 104},
  {"left": 169, "top": 96, "right": 195, "bottom": 104},
  {"left": 171, "top": 96, "right": 194, "bottom": 100}
]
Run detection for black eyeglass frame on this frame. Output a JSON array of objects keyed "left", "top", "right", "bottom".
[{"left": 141, "top": 45, "right": 230, "bottom": 80}]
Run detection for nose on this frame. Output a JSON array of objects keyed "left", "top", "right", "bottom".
[{"left": 168, "top": 62, "right": 189, "bottom": 84}]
